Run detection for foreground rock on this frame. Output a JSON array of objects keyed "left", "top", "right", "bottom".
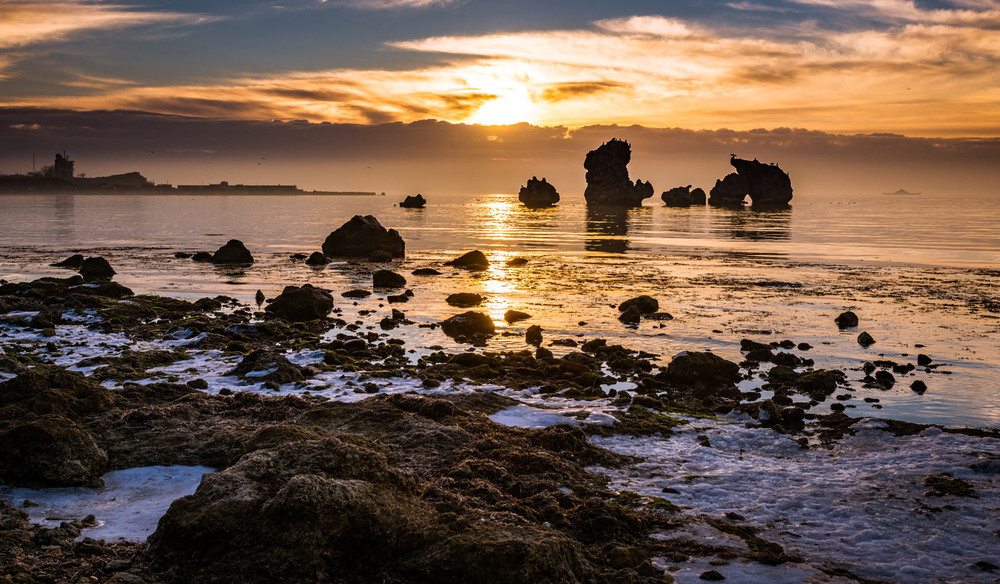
[
  {"left": 710, "top": 155, "right": 793, "bottom": 207},
  {"left": 518, "top": 177, "right": 559, "bottom": 208},
  {"left": 78, "top": 256, "right": 116, "bottom": 281},
  {"left": 264, "top": 284, "right": 334, "bottom": 322},
  {"left": 373, "top": 270, "right": 407, "bottom": 288},
  {"left": 661, "top": 185, "right": 706, "bottom": 207},
  {"left": 583, "top": 139, "right": 653, "bottom": 207},
  {"left": 440, "top": 311, "right": 495, "bottom": 340},
  {"left": 0, "top": 416, "right": 108, "bottom": 487},
  {"left": 211, "top": 239, "right": 254, "bottom": 264},
  {"left": 619, "top": 295, "right": 658, "bottom": 315},
  {"left": 400, "top": 194, "right": 427, "bottom": 208},
  {"left": 322, "top": 215, "right": 405, "bottom": 259},
  {"left": 835, "top": 311, "right": 859, "bottom": 329}
]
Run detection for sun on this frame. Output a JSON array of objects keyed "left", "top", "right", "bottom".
[{"left": 468, "top": 89, "right": 535, "bottom": 126}]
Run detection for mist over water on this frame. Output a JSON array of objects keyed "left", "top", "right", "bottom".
[{"left": 1, "top": 190, "right": 998, "bottom": 427}]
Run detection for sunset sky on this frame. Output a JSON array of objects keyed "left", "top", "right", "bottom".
[{"left": 2, "top": 0, "right": 1000, "bottom": 193}]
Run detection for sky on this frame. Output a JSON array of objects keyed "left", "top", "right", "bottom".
[{"left": 1, "top": 0, "right": 1000, "bottom": 193}]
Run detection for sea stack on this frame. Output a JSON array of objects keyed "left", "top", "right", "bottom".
[
  {"left": 518, "top": 177, "right": 559, "bottom": 208},
  {"left": 399, "top": 194, "right": 426, "bottom": 208},
  {"left": 709, "top": 155, "right": 793, "bottom": 208},
  {"left": 583, "top": 139, "right": 653, "bottom": 207},
  {"left": 661, "top": 185, "right": 707, "bottom": 207}
]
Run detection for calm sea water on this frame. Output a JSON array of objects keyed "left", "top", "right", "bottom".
[{"left": 1, "top": 191, "right": 998, "bottom": 427}]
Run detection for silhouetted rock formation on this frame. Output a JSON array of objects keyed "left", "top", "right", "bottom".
[
  {"left": 583, "top": 139, "right": 653, "bottom": 207},
  {"left": 445, "top": 250, "right": 489, "bottom": 270},
  {"left": 710, "top": 156, "right": 793, "bottom": 207},
  {"left": 322, "top": 215, "right": 405, "bottom": 260},
  {"left": 661, "top": 185, "right": 706, "bottom": 207},
  {"left": 305, "top": 252, "right": 330, "bottom": 266},
  {"left": 52, "top": 254, "right": 85, "bottom": 268},
  {"left": 399, "top": 194, "right": 426, "bottom": 208},
  {"left": 709, "top": 173, "right": 750, "bottom": 207},
  {"left": 211, "top": 240, "right": 254, "bottom": 265},
  {"left": 518, "top": 177, "right": 559, "bottom": 208}
]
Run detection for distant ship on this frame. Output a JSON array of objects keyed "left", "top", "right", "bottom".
[{"left": 883, "top": 188, "right": 922, "bottom": 195}]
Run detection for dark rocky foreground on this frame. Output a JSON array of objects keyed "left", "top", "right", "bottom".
[{"left": 1, "top": 272, "right": 996, "bottom": 584}]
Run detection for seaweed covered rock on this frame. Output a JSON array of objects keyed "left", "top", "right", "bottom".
[
  {"left": 322, "top": 215, "right": 405, "bottom": 259},
  {"left": 445, "top": 250, "right": 489, "bottom": 270},
  {"left": 400, "top": 194, "right": 427, "bottom": 208},
  {"left": 211, "top": 239, "right": 254, "bottom": 265},
  {"left": 665, "top": 351, "right": 741, "bottom": 397},
  {"left": 583, "top": 139, "right": 653, "bottom": 207},
  {"left": 226, "top": 349, "right": 307, "bottom": 385},
  {"left": 0, "top": 368, "right": 115, "bottom": 421},
  {"left": 441, "top": 311, "right": 495, "bottom": 340},
  {"left": 0, "top": 416, "right": 107, "bottom": 487},
  {"left": 147, "top": 437, "right": 421, "bottom": 583},
  {"left": 78, "top": 256, "right": 116, "bottom": 281},
  {"left": 264, "top": 284, "right": 333, "bottom": 322},
  {"left": 518, "top": 177, "right": 559, "bottom": 208},
  {"left": 661, "top": 185, "right": 706, "bottom": 207}
]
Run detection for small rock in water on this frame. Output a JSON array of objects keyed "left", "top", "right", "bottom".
[
  {"left": 399, "top": 194, "right": 426, "bottom": 208},
  {"left": 874, "top": 370, "right": 896, "bottom": 388},
  {"left": 264, "top": 284, "right": 334, "bottom": 322},
  {"left": 525, "top": 325, "right": 543, "bottom": 346},
  {"left": 446, "top": 293, "right": 484, "bottom": 307},
  {"left": 503, "top": 310, "right": 531, "bottom": 323},
  {"left": 440, "top": 311, "right": 495, "bottom": 339},
  {"left": 445, "top": 250, "right": 489, "bottom": 270},
  {"left": 699, "top": 570, "right": 726, "bottom": 581},
  {"left": 506, "top": 257, "right": 529, "bottom": 267},
  {"left": 305, "top": 252, "right": 330, "bottom": 266},
  {"left": 211, "top": 239, "right": 254, "bottom": 264},
  {"left": 917, "top": 353, "right": 933, "bottom": 366},
  {"left": 322, "top": 215, "right": 405, "bottom": 259},
  {"left": 192, "top": 251, "right": 214, "bottom": 262},
  {"left": 857, "top": 331, "right": 876, "bottom": 347},
  {"left": 618, "top": 305, "right": 641, "bottom": 325},
  {"left": 412, "top": 268, "right": 441, "bottom": 276},
  {"left": 373, "top": 270, "right": 406, "bottom": 289},
  {"left": 836, "top": 311, "right": 859, "bottom": 329},
  {"left": 618, "top": 295, "right": 658, "bottom": 315},
  {"left": 518, "top": 176, "right": 559, "bottom": 208},
  {"left": 342, "top": 289, "right": 371, "bottom": 298},
  {"left": 910, "top": 380, "right": 928, "bottom": 393},
  {"left": 52, "top": 253, "right": 85, "bottom": 268},
  {"left": 255, "top": 289, "right": 266, "bottom": 305}
]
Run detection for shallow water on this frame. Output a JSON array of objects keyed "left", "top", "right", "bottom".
[{"left": 1, "top": 191, "right": 998, "bottom": 427}]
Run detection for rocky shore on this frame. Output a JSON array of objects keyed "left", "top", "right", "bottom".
[{"left": 1, "top": 246, "right": 999, "bottom": 584}]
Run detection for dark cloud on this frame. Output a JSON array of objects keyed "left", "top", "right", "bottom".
[
  {"left": 540, "top": 81, "right": 623, "bottom": 102},
  {"left": 1, "top": 108, "right": 998, "bottom": 195}
]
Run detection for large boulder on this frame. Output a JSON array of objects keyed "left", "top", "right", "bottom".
[
  {"left": 441, "top": 311, "right": 496, "bottom": 340},
  {"left": 399, "top": 194, "right": 426, "bottom": 208},
  {"left": 583, "top": 139, "right": 653, "bottom": 207},
  {"left": 78, "top": 256, "right": 116, "bottom": 281},
  {"left": 518, "top": 177, "right": 559, "bottom": 208},
  {"left": 661, "top": 185, "right": 706, "bottom": 207},
  {"left": 212, "top": 239, "right": 254, "bottom": 264},
  {"left": 147, "top": 437, "right": 422, "bottom": 584},
  {"left": 264, "top": 284, "right": 334, "bottom": 322},
  {"left": 710, "top": 156, "right": 793, "bottom": 207},
  {"left": 322, "top": 215, "right": 405, "bottom": 259},
  {"left": 0, "top": 416, "right": 108, "bottom": 487}
]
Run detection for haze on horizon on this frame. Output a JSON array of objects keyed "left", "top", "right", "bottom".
[{"left": 2, "top": 0, "right": 1000, "bottom": 195}]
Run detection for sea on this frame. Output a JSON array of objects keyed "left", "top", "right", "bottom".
[{"left": 0, "top": 190, "right": 998, "bottom": 427}]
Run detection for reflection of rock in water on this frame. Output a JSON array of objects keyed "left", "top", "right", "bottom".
[
  {"left": 585, "top": 206, "right": 630, "bottom": 253},
  {"left": 724, "top": 208, "right": 792, "bottom": 240}
]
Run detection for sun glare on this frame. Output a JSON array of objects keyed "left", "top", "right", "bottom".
[{"left": 468, "top": 90, "right": 535, "bottom": 126}]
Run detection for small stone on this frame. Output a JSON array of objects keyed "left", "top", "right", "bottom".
[
  {"left": 305, "top": 252, "right": 330, "bottom": 266},
  {"left": 444, "top": 250, "right": 489, "bottom": 270},
  {"left": 255, "top": 289, "right": 266, "bottom": 305},
  {"left": 525, "top": 325, "right": 543, "bottom": 346},
  {"left": 857, "top": 331, "right": 876, "bottom": 347},
  {"left": 917, "top": 354, "right": 932, "bottom": 366},
  {"left": 618, "top": 295, "right": 658, "bottom": 314},
  {"left": 535, "top": 346, "right": 554, "bottom": 360},
  {"left": 699, "top": 570, "right": 726, "bottom": 581},
  {"left": 618, "top": 305, "right": 641, "bottom": 325},
  {"left": 503, "top": 310, "right": 531, "bottom": 323},
  {"left": 836, "top": 311, "right": 859, "bottom": 329},
  {"left": 910, "top": 380, "right": 927, "bottom": 393}
]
